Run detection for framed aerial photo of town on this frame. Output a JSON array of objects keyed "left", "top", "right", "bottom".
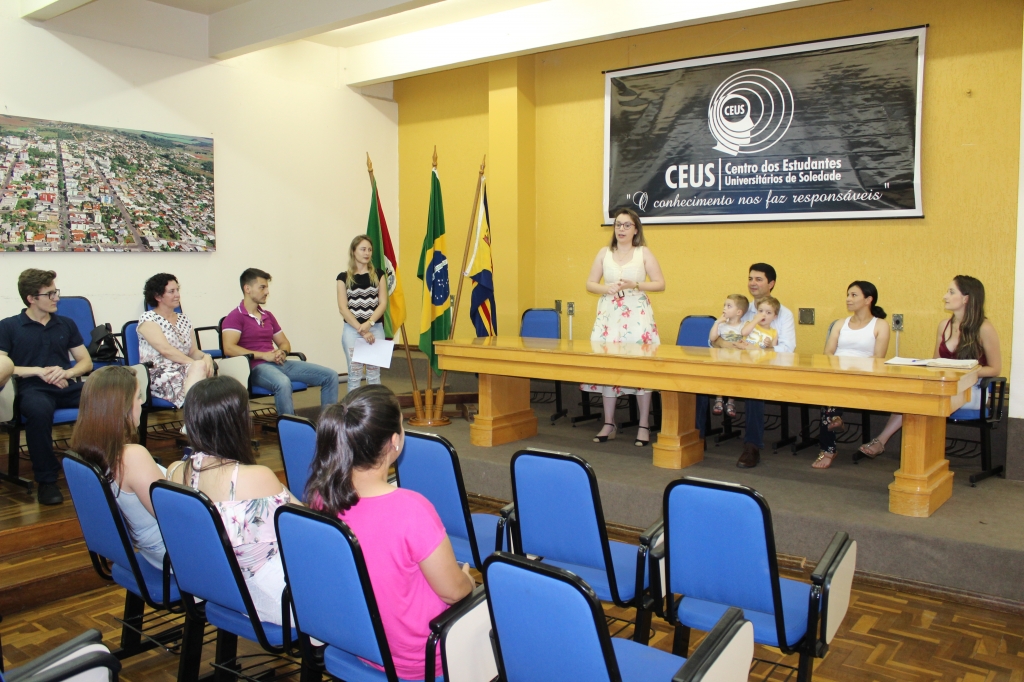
[{"left": 0, "top": 114, "right": 214, "bottom": 252}]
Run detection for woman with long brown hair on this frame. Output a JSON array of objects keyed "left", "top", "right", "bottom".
[
  {"left": 165, "top": 376, "right": 300, "bottom": 625},
  {"left": 858, "top": 275, "right": 1001, "bottom": 458},
  {"left": 69, "top": 365, "right": 167, "bottom": 568}
]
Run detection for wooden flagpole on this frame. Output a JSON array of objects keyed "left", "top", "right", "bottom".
[
  {"left": 434, "top": 154, "right": 486, "bottom": 419},
  {"left": 366, "top": 153, "right": 424, "bottom": 421}
]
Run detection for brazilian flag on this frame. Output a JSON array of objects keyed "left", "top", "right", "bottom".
[{"left": 417, "top": 168, "right": 451, "bottom": 376}]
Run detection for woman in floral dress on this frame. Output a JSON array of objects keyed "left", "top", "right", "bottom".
[
  {"left": 166, "top": 376, "right": 301, "bottom": 625},
  {"left": 137, "top": 273, "right": 214, "bottom": 408},
  {"left": 582, "top": 207, "right": 665, "bottom": 446}
]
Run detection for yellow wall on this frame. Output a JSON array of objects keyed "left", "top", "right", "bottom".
[{"left": 396, "top": 0, "right": 1023, "bottom": 373}]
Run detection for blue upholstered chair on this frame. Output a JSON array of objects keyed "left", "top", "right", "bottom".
[
  {"left": 395, "top": 431, "right": 504, "bottom": 570},
  {"left": 946, "top": 376, "right": 1007, "bottom": 485},
  {"left": 675, "top": 315, "right": 716, "bottom": 347},
  {"left": 57, "top": 295, "right": 123, "bottom": 369},
  {"left": 150, "top": 480, "right": 302, "bottom": 682},
  {"left": 275, "top": 504, "right": 497, "bottom": 682},
  {"left": 62, "top": 454, "right": 185, "bottom": 664},
  {"left": 651, "top": 477, "right": 857, "bottom": 682},
  {"left": 277, "top": 414, "right": 316, "bottom": 503},
  {"left": 121, "top": 321, "right": 177, "bottom": 447},
  {"left": 483, "top": 552, "right": 754, "bottom": 682},
  {"left": 520, "top": 308, "right": 569, "bottom": 423},
  {"left": 509, "top": 449, "right": 655, "bottom": 644},
  {"left": 0, "top": 378, "right": 78, "bottom": 492}
]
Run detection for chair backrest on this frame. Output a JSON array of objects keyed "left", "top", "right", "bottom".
[
  {"left": 275, "top": 506, "right": 396, "bottom": 678},
  {"left": 664, "top": 478, "right": 784, "bottom": 632},
  {"left": 149, "top": 481, "right": 253, "bottom": 617},
  {"left": 277, "top": 415, "right": 316, "bottom": 503},
  {"left": 62, "top": 454, "right": 146, "bottom": 593},
  {"left": 214, "top": 356, "right": 251, "bottom": 390},
  {"left": 121, "top": 321, "right": 141, "bottom": 366},
  {"left": 520, "top": 309, "right": 560, "bottom": 339},
  {"left": 677, "top": 315, "right": 717, "bottom": 347},
  {"left": 56, "top": 296, "right": 97, "bottom": 345},
  {"left": 395, "top": 432, "right": 476, "bottom": 562},
  {"left": 484, "top": 552, "right": 618, "bottom": 682},
  {"left": 510, "top": 450, "right": 613, "bottom": 582}
]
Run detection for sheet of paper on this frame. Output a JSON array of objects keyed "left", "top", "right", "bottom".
[
  {"left": 884, "top": 357, "right": 927, "bottom": 366},
  {"left": 351, "top": 338, "right": 395, "bottom": 369}
]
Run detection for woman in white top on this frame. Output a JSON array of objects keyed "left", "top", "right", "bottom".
[
  {"left": 813, "top": 281, "right": 891, "bottom": 469},
  {"left": 582, "top": 207, "right": 665, "bottom": 447},
  {"left": 137, "top": 273, "right": 214, "bottom": 408},
  {"left": 69, "top": 366, "right": 167, "bottom": 569}
]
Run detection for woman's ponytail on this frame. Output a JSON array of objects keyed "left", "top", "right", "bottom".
[{"left": 305, "top": 386, "right": 403, "bottom": 516}]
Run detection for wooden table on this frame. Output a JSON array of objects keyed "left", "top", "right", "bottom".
[{"left": 435, "top": 336, "right": 980, "bottom": 518}]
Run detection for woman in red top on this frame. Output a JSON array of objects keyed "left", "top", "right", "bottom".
[
  {"left": 858, "top": 275, "right": 1001, "bottom": 458},
  {"left": 305, "top": 385, "right": 474, "bottom": 680}
]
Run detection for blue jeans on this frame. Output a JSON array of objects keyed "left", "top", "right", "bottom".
[
  {"left": 250, "top": 359, "right": 339, "bottom": 416},
  {"left": 696, "top": 395, "right": 764, "bottom": 449}
]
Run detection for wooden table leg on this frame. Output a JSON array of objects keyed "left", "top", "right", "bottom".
[
  {"left": 888, "top": 414, "right": 954, "bottom": 517},
  {"left": 470, "top": 374, "right": 538, "bottom": 447},
  {"left": 652, "top": 391, "right": 705, "bottom": 469}
]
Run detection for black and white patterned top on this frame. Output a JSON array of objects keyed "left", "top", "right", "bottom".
[
  {"left": 138, "top": 310, "right": 194, "bottom": 407},
  {"left": 337, "top": 269, "right": 385, "bottom": 323}
]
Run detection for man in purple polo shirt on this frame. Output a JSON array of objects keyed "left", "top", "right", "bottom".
[{"left": 222, "top": 268, "right": 339, "bottom": 416}]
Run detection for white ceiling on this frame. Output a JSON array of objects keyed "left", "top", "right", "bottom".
[
  {"left": 25, "top": 0, "right": 842, "bottom": 85},
  {"left": 147, "top": 0, "right": 248, "bottom": 13}
]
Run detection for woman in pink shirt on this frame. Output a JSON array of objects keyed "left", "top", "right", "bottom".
[{"left": 305, "top": 385, "right": 474, "bottom": 680}]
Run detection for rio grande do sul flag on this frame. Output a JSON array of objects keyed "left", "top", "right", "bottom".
[
  {"left": 416, "top": 168, "right": 451, "bottom": 376},
  {"left": 365, "top": 176, "right": 405, "bottom": 338}
]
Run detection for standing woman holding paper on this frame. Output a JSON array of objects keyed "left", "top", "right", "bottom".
[
  {"left": 858, "top": 275, "right": 1001, "bottom": 458},
  {"left": 338, "top": 235, "right": 388, "bottom": 392}
]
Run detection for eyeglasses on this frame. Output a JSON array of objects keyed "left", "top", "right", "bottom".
[
  {"left": 614, "top": 222, "right": 635, "bottom": 229},
  {"left": 33, "top": 289, "right": 60, "bottom": 300}
]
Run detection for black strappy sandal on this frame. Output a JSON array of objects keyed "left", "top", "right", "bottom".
[
  {"left": 635, "top": 426, "right": 651, "bottom": 447},
  {"left": 593, "top": 423, "right": 617, "bottom": 443}
]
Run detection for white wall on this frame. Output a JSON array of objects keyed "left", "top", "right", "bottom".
[{"left": 0, "top": 5, "right": 399, "bottom": 374}]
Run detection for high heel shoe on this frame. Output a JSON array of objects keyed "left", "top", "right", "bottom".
[
  {"left": 635, "top": 426, "right": 650, "bottom": 447},
  {"left": 593, "top": 423, "right": 617, "bottom": 443}
]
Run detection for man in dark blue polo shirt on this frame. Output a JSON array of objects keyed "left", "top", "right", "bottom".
[{"left": 0, "top": 269, "right": 92, "bottom": 505}]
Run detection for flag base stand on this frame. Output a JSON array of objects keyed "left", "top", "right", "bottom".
[{"left": 407, "top": 415, "right": 451, "bottom": 426}]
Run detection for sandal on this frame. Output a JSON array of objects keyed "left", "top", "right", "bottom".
[
  {"left": 725, "top": 401, "right": 737, "bottom": 419},
  {"left": 812, "top": 451, "right": 837, "bottom": 469},
  {"left": 593, "top": 423, "right": 617, "bottom": 443},
  {"left": 826, "top": 416, "right": 846, "bottom": 433},
  {"left": 635, "top": 426, "right": 650, "bottom": 447},
  {"left": 857, "top": 438, "right": 884, "bottom": 459},
  {"left": 712, "top": 399, "right": 724, "bottom": 416}
]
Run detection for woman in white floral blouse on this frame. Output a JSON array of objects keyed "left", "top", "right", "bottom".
[{"left": 582, "top": 207, "right": 665, "bottom": 447}]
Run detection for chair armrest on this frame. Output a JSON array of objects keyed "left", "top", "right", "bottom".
[
  {"left": 498, "top": 503, "right": 516, "bottom": 554},
  {"left": 640, "top": 517, "right": 664, "bottom": 547},
  {"left": 10, "top": 650, "right": 121, "bottom": 682},
  {"left": 672, "top": 607, "right": 753, "bottom": 682},
  {"left": 810, "top": 532, "right": 849, "bottom": 586},
  {"left": 809, "top": 532, "right": 857, "bottom": 653},
  {"left": 286, "top": 352, "right": 307, "bottom": 362},
  {"left": 4, "top": 629, "right": 111, "bottom": 682},
  {"left": 425, "top": 585, "right": 496, "bottom": 682}
]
